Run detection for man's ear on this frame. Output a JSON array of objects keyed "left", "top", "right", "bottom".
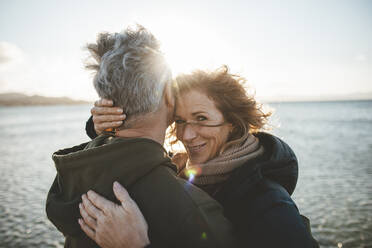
[
  {"left": 164, "top": 82, "right": 174, "bottom": 108},
  {"left": 163, "top": 82, "right": 175, "bottom": 125}
]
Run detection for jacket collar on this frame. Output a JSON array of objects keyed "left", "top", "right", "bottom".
[
  {"left": 52, "top": 134, "right": 175, "bottom": 187},
  {"left": 214, "top": 132, "right": 298, "bottom": 202}
]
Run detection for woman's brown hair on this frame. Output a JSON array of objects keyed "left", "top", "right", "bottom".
[{"left": 168, "top": 65, "right": 272, "bottom": 154}]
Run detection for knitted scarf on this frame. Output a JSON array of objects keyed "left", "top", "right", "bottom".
[{"left": 185, "top": 134, "right": 264, "bottom": 186}]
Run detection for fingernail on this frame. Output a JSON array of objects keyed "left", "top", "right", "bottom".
[
  {"left": 116, "top": 109, "right": 123, "bottom": 113},
  {"left": 79, "top": 203, "right": 82, "bottom": 209},
  {"left": 78, "top": 218, "right": 82, "bottom": 224},
  {"left": 113, "top": 181, "right": 119, "bottom": 189}
]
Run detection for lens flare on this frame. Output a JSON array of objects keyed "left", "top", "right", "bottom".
[
  {"left": 188, "top": 172, "right": 195, "bottom": 182},
  {"left": 184, "top": 166, "right": 201, "bottom": 182},
  {"left": 185, "top": 168, "right": 197, "bottom": 182}
]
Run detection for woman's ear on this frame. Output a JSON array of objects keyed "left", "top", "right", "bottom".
[{"left": 228, "top": 124, "right": 236, "bottom": 139}]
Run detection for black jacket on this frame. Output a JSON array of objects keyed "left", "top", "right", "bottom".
[
  {"left": 46, "top": 134, "right": 235, "bottom": 248},
  {"left": 213, "top": 132, "right": 318, "bottom": 247}
]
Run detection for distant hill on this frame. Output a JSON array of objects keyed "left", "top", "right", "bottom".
[
  {"left": 0, "top": 93, "right": 90, "bottom": 106},
  {"left": 260, "top": 92, "right": 372, "bottom": 103}
]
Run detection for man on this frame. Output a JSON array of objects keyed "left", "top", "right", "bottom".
[{"left": 46, "top": 25, "right": 235, "bottom": 248}]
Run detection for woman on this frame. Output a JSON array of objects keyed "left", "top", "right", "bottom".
[{"left": 85, "top": 66, "right": 318, "bottom": 247}]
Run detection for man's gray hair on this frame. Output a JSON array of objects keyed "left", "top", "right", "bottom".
[{"left": 86, "top": 25, "right": 172, "bottom": 117}]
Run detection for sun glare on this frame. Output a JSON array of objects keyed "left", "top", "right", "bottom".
[{"left": 147, "top": 21, "right": 231, "bottom": 75}]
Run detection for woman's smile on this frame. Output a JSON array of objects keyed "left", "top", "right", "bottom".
[{"left": 186, "top": 143, "right": 207, "bottom": 153}]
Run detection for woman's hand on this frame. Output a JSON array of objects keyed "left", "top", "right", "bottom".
[
  {"left": 79, "top": 182, "right": 150, "bottom": 248},
  {"left": 91, "top": 99, "right": 126, "bottom": 135}
]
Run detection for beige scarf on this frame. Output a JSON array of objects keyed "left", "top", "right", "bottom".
[{"left": 185, "top": 134, "right": 264, "bottom": 185}]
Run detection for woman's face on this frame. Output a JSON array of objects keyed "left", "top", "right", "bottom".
[{"left": 175, "top": 90, "right": 232, "bottom": 164}]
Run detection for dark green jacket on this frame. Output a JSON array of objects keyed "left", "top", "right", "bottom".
[{"left": 46, "top": 134, "right": 235, "bottom": 248}]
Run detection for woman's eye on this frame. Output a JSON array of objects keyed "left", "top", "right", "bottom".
[
  {"left": 196, "top": 116, "right": 207, "bottom": 121},
  {"left": 175, "top": 119, "right": 186, "bottom": 124}
]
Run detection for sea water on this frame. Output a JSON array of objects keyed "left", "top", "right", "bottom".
[{"left": 0, "top": 101, "right": 371, "bottom": 248}]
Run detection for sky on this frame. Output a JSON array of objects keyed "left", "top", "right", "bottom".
[{"left": 0, "top": 0, "right": 371, "bottom": 101}]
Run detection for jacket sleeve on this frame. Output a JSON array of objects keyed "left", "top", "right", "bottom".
[
  {"left": 45, "top": 176, "right": 82, "bottom": 237},
  {"left": 237, "top": 187, "right": 318, "bottom": 248},
  {"left": 86, "top": 116, "right": 98, "bottom": 139},
  {"left": 250, "top": 195, "right": 315, "bottom": 248}
]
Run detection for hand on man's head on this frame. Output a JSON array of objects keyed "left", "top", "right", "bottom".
[{"left": 91, "top": 98, "right": 126, "bottom": 135}]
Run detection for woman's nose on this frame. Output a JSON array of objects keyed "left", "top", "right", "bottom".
[{"left": 182, "top": 124, "right": 197, "bottom": 142}]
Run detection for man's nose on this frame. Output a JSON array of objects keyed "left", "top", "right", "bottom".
[{"left": 182, "top": 123, "right": 197, "bottom": 142}]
